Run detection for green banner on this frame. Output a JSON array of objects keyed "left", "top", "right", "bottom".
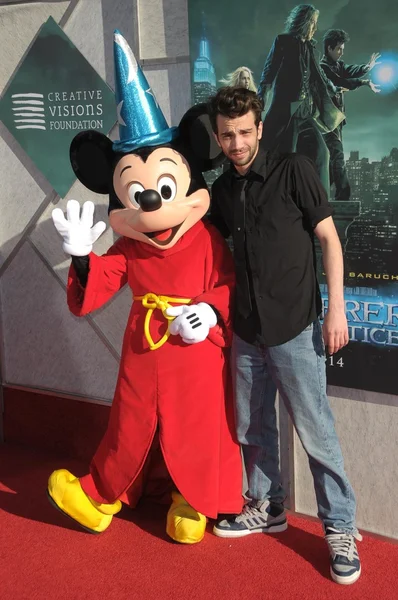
[{"left": 0, "top": 17, "right": 116, "bottom": 198}]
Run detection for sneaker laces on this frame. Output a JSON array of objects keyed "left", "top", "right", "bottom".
[
  {"left": 238, "top": 500, "right": 270, "bottom": 520},
  {"left": 325, "top": 528, "right": 362, "bottom": 561}
]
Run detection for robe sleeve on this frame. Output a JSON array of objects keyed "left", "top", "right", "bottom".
[
  {"left": 67, "top": 236, "right": 129, "bottom": 316},
  {"left": 320, "top": 62, "right": 368, "bottom": 91},
  {"left": 341, "top": 61, "right": 370, "bottom": 79},
  {"left": 258, "top": 35, "right": 283, "bottom": 100},
  {"left": 193, "top": 222, "right": 235, "bottom": 348}
]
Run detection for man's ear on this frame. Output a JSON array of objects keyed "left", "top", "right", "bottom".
[
  {"left": 178, "top": 103, "right": 225, "bottom": 172},
  {"left": 257, "top": 120, "right": 263, "bottom": 141},
  {"left": 70, "top": 130, "right": 114, "bottom": 194}
]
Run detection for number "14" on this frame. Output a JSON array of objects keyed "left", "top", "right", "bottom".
[{"left": 328, "top": 356, "right": 344, "bottom": 367}]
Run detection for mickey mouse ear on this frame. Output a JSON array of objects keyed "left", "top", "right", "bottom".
[
  {"left": 178, "top": 103, "right": 224, "bottom": 172},
  {"left": 70, "top": 130, "right": 114, "bottom": 194}
]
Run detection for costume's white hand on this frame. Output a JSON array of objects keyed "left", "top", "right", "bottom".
[
  {"left": 52, "top": 200, "right": 106, "bottom": 256},
  {"left": 166, "top": 303, "right": 217, "bottom": 344}
]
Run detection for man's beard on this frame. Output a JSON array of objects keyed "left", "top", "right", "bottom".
[{"left": 229, "top": 144, "right": 258, "bottom": 167}]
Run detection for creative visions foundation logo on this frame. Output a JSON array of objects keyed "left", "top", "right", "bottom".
[
  {"left": 12, "top": 93, "right": 46, "bottom": 130},
  {"left": 11, "top": 89, "right": 105, "bottom": 132},
  {"left": 0, "top": 17, "right": 116, "bottom": 196}
]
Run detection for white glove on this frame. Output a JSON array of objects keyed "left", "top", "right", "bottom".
[
  {"left": 52, "top": 199, "right": 106, "bottom": 256},
  {"left": 165, "top": 303, "right": 217, "bottom": 344}
]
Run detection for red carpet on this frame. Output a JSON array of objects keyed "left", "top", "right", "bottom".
[{"left": 1, "top": 442, "right": 397, "bottom": 600}]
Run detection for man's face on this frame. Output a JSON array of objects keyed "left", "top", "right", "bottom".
[
  {"left": 307, "top": 14, "right": 318, "bottom": 40},
  {"left": 239, "top": 70, "right": 251, "bottom": 89},
  {"left": 214, "top": 110, "right": 263, "bottom": 170},
  {"left": 328, "top": 42, "right": 344, "bottom": 62}
]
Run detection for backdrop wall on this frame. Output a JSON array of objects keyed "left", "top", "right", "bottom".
[{"left": 0, "top": 0, "right": 396, "bottom": 540}]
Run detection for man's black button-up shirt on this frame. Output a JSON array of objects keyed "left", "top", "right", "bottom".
[{"left": 210, "top": 148, "right": 333, "bottom": 347}]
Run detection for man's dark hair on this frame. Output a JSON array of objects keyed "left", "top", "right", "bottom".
[
  {"left": 323, "top": 29, "right": 350, "bottom": 55},
  {"left": 207, "top": 87, "right": 264, "bottom": 134}
]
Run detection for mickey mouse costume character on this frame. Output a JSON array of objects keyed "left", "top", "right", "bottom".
[{"left": 47, "top": 32, "right": 243, "bottom": 544}]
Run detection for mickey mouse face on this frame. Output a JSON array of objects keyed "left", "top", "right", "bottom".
[
  {"left": 109, "top": 146, "right": 210, "bottom": 248},
  {"left": 69, "top": 103, "right": 224, "bottom": 250}
]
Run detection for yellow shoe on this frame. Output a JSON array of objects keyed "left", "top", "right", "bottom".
[
  {"left": 47, "top": 469, "right": 122, "bottom": 534},
  {"left": 166, "top": 491, "right": 207, "bottom": 544}
]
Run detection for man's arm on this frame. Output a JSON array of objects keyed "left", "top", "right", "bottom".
[
  {"left": 257, "top": 36, "right": 283, "bottom": 103},
  {"left": 320, "top": 62, "right": 367, "bottom": 91},
  {"left": 341, "top": 61, "right": 370, "bottom": 79},
  {"left": 291, "top": 155, "right": 348, "bottom": 354},
  {"left": 314, "top": 217, "right": 348, "bottom": 355},
  {"left": 340, "top": 51, "right": 381, "bottom": 79}
]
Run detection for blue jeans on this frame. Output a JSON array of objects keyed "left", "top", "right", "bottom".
[{"left": 232, "top": 320, "right": 357, "bottom": 534}]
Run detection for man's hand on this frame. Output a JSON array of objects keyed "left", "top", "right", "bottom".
[
  {"left": 165, "top": 303, "right": 217, "bottom": 344},
  {"left": 52, "top": 199, "right": 106, "bottom": 256},
  {"left": 368, "top": 80, "right": 381, "bottom": 93},
  {"left": 322, "top": 310, "right": 349, "bottom": 355},
  {"left": 367, "top": 52, "right": 381, "bottom": 70}
]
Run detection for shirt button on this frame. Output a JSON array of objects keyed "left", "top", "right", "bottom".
[{"left": 237, "top": 227, "right": 241, "bottom": 231}]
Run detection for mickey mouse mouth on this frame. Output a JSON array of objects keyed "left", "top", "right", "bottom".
[{"left": 143, "top": 222, "right": 184, "bottom": 246}]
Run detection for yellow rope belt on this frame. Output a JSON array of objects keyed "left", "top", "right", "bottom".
[{"left": 134, "top": 292, "right": 191, "bottom": 350}]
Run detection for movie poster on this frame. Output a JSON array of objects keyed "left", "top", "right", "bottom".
[{"left": 188, "top": 1, "right": 398, "bottom": 395}]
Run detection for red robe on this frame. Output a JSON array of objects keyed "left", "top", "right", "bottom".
[{"left": 67, "top": 220, "right": 243, "bottom": 518}]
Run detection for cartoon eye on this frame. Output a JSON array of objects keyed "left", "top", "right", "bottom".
[
  {"left": 128, "top": 182, "right": 145, "bottom": 208},
  {"left": 157, "top": 176, "right": 177, "bottom": 202}
]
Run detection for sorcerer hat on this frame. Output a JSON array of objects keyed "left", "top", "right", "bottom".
[{"left": 112, "top": 30, "right": 179, "bottom": 153}]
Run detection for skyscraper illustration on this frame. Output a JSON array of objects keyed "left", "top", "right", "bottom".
[
  {"left": 192, "top": 14, "right": 217, "bottom": 105},
  {"left": 192, "top": 14, "right": 222, "bottom": 188}
]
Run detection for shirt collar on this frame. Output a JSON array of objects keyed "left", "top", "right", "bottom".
[
  {"left": 229, "top": 147, "right": 266, "bottom": 182},
  {"left": 321, "top": 54, "right": 336, "bottom": 65}
]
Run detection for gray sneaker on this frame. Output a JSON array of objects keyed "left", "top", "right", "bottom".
[
  {"left": 213, "top": 500, "right": 288, "bottom": 538},
  {"left": 325, "top": 527, "right": 362, "bottom": 585}
]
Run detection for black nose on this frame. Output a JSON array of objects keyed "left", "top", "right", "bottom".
[{"left": 139, "top": 189, "right": 162, "bottom": 212}]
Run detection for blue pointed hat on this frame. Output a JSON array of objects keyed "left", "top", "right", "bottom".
[{"left": 112, "top": 31, "right": 179, "bottom": 153}]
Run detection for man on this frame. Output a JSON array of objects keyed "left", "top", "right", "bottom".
[
  {"left": 208, "top": 86, "right": 362, "bottom": 586},
  {"left": 320, "top": 29, "right": 381, "bottom": 200},
  {"left": 257, "top": 4, "right": 345, "bottom": 196}
]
